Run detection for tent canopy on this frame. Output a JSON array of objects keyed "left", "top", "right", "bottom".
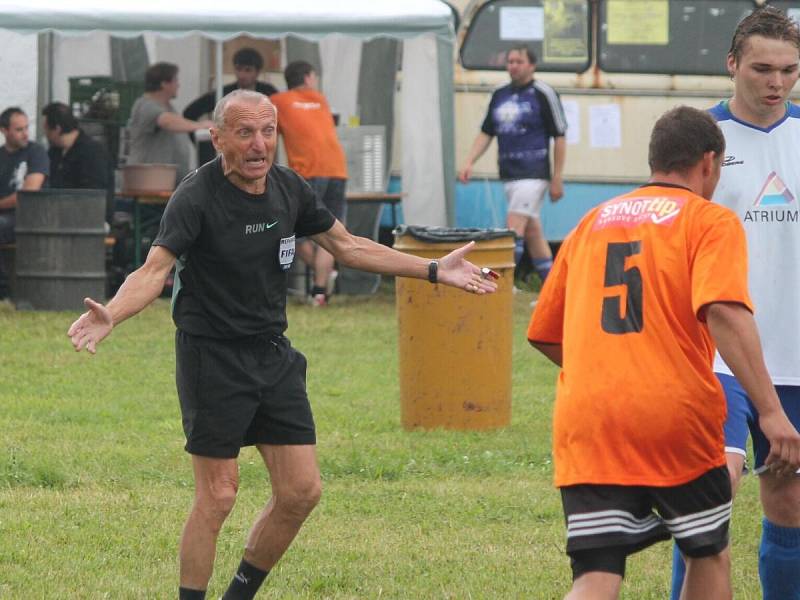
[
  {"left": 0, "top": 1, "right": 453, "bottom": 40},
  {"left": 0, "top": 0, "right": 455, "bottom": 226}
]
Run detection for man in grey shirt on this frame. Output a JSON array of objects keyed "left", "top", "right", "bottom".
[{"left": 127, "top": 62, "right": 214, "bottom": 182}]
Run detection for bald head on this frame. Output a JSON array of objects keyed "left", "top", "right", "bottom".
[{"left": 213, "top": 89, "right": 276, "bottom": 129}]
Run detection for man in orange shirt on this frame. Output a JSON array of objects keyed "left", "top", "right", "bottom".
[
  {"left": 528, "top": 106, "right": 800, "bottom": 600},
  {"left": 271, "top": 61, "right": 347, "bottom": 306}
]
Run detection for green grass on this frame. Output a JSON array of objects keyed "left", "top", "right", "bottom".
[{"left": 0, "top": 287, "right": 763, "bottom": 598}]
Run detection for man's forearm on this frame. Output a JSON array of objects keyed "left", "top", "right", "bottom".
[
  {"left": 706, "top": 302, "right": 782, "bottom": 417},
  {"left": 552, "top": 136, "right": 566, "bottom": 179},
  {"left": 0, "top": 192, "right": 17, "bottom": 210},
  {"left": 106, "top": 257, "right": 173, "bottom": 326}
]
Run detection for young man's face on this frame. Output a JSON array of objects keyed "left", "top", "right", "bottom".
[
  {"left": 234, "top": 64, "right": 260, "bottom": 90},
  {"left": 162, "top": 76, "right": 180, "bottom": 99},
  {"left": 506, "top": 50, "right": 536, "bottom": 86},
  {"left": 211, "top": 98, "right": 277, "bottom": 186},
  {"left": 1, "top": 112, "right": 29, "bottom": 150},
  {"left": 43, "top": 117, "right": 62, "bottom": 147},
  {"left": 728, "top": 35, "right": 800, "bottom": 123},
  {"left": 304, "top": 70, "right": 319, "bottom": 91}
]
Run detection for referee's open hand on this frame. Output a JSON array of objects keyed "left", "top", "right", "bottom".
[
  {"left": 67, "top": 297, "right": 113, "bottom": 354},
  {"left": 437, "top": 241, "right": 499, "bottom": 295}
]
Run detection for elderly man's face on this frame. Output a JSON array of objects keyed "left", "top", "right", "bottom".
[{"left": 211, "top": 98, "right": 277, "bottom": 187}]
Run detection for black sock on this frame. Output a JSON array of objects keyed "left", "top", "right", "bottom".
[
  {"left": 179, "top": 587, "right": 206, "bottom": 600},
  {"left": 311, "top": 285, "right": 326, "bottom": 297},
  {"left": 221, "top": 559, "right": 269, "bottom": 600}
]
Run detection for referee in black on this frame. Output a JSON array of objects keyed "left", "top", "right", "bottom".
[{"left": 67, "top": 89, "right": 496, "bottom": 600}]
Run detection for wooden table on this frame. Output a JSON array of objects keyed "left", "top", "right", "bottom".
[
  {"left": 346, "top": 192, "right": 403, "bottom": 229},
  {"left": 119, "top": 189, "right": 172, "bottom": 267}
]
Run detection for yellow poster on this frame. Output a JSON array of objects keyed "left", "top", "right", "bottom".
[
  {"left": 543, "top": 0, "right": 589, "bottom": 64},
  {"left": 607, "top": 0, "right": 669, "bottom": 45}
]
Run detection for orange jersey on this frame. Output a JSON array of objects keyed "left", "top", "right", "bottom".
[
  {"left": 271, "top": 89, "right": 347, "bottom": 180},
  {"left": 528, "top": 184, "right": 752, "bottom": 488}
]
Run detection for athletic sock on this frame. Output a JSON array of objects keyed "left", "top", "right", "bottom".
[
  {"left": 514, "top": 238, "right": 525, "bottom": 268},
  {"left": 669, "top": 543, "right": 686, "bottom": 600},
  {"left": 221, "top": 559, "right": 269, "bottom": 600},
  {"left": 179, "top": 587, "right": 206, "bottom": 600},
  {"left": 759, "top": 517, "right": 800, "bottom": 600},
  {"left": 532, "top": 257, "right": 553, "bottom": 282},
  {"left": 311, "top": 285, "right": 326, "bottom": 298}
]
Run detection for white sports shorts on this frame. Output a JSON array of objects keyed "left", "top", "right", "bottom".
[{"left": 503, "top": 178, "right": 549, "bottom": 219}]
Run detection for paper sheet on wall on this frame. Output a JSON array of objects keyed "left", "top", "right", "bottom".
[
  {"left": 499, "top": 7, "right": 544, "bottom": 41},
  {"left": 561, "top": 100, "right": 580, "bottom": 145},
  {"left": 607, "top": 0, "right": 669, "bottom": 45},
  {"left": 589, "top": 104, "right": 621, "bottom": 149}
]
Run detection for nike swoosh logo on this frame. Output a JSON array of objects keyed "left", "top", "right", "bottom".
[{"left": 265, "top": 221, "right": 278, "bottom": 228}]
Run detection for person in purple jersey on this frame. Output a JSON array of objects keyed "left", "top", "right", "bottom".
[
  {"left": 671, "top": 8, "right": 800, "bottom": 600},
  {"left": 459, "top": 45, "right": 567, "bottom": 291}
]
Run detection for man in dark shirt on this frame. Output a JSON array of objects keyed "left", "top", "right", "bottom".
[
  {"left": 42, "top": 102, "right": 111, "bottom": 191},
  {"left": 68, "top": 90, "right": 496, "bottom": 600},
  {"left": 0, "top": 106, "right": 49, "bottom": 298},
  {"left": 459, "top": 45, "right": 567, "bottom": 290},
  {"left": 184, "top": 47, "right": 278, "bottom": 166}
]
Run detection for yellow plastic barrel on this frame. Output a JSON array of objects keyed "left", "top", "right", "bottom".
[{"left": 394, "top": 227, "right": 516, "bottom": 430}]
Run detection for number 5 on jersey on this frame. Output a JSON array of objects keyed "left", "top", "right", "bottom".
[{"left": 601, "top": 241, "right": 643, "bottom": 334}]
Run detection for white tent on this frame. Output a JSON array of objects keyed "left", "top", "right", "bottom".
[{"left": 0, "top": 0, "right": 456, "bottom": 226}]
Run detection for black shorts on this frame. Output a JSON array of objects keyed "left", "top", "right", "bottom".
[
  {"left": 175, "top": 330, "right": 316, "bottom": 458},
  {"left": 561, "top": 465, "right": 732, "bottom": 580}
]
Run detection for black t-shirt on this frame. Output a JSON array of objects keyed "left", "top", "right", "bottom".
[
  {"left": 48, "top": 130, "right": 111, "bottom": 190},
  {"left": 183, "top": 81, "right": 279, "bottom": 122},
  {"left": 0, "top": 141, "right": 49, "bottom": 198},
  {"left": 153, "top": 157, "right": 335, "bottom": 339}
]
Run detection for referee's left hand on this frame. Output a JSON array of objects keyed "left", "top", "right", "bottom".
[{"left": 437, "top": 242, "right": 499, "bottom": 295}]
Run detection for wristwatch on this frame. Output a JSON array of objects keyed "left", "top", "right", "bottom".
[{"left": 428, "top": 260, "right": 438, "bottom": 284}]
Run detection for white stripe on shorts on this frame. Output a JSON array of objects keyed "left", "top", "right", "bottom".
[
  {"left": 662, "top": 501, "right": 732, "bottom": 539},
  {"left": 567, "top": 509, "right": 662, "bottom": 539}
]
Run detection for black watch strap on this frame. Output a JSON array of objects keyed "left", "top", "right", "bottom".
[{"left": 428, "top": 260, "right": 439, "bottom": 284}]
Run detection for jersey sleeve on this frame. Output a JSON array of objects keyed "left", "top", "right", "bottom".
[
  {"left": 690, "top": 207, "right": 753, "bottom": 319},
  {"left": 527, "top": 232, "right": 572, "bottom": 343},
  {"left": 293, "top": 175, "right": 336, "bottom": 237},
  {"left": 152, "top": 175, "right": 204, "bottom": 257},
  {"left": 28, "top": 143, "right": 50, "bottom": 177},
  {"left": 480, "top": 93, "right": 497, "bottom": 137},
  {"left": 183, "top": 92, "right": 215, "bottom": 122},
  {"left": 536, "top": 84, "right": 567, "bottom": 138}
]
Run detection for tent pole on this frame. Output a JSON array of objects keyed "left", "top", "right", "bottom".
[{"left": 215, "top": 39, "right": 224, "bottom": 103}]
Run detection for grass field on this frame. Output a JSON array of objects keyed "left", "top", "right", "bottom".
[{"left": 0, "top": 286, "right": 763, "bottom": 599}]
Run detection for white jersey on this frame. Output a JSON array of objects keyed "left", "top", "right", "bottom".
[{"left": 710, "top": 101, "right": 800, "bottom": 384}]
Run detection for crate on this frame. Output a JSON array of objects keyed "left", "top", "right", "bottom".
[{"left": 69, "top": 76, "right": 144, "bottom": 125}]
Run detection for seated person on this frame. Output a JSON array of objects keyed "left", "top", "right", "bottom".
[
  {"left": 184, "top": 47, "right": 278, "bottom": 166},
  {"left": 42, "top": 102, "right": 111, "bottom": 192},
  {"left": 0, "top": 106, "right": 49, "bottom": 298}
]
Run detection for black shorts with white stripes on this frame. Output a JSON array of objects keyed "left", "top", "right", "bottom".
[{"left": 560, "top": 465, "right": 731, "bottom": 579}]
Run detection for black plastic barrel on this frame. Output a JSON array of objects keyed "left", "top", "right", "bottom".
[{"left": 15, "top": 189, "right": 106, "bottom": 311}]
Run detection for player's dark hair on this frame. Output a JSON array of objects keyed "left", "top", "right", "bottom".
[
  {"left": 145, "top": 62, "right": 179, "bottom": 92},
  {"left": 0, "top": 106, "right": 25, "bottom": 129},
  {"left": 648, "top": 106, "right": 725, "bottom": 174},
  {"left": 42, "top": 102, "right": 78, "bottom": 134},
  {"left": 729, "top": 6, "right": 800, "bottom": 65},
  {"left": 284, "top": 60, "right": 315, "bottom": 89},
  {"left": 233, "top": 47, "right": 264, "bottom": 71},
  {"left": 508, "top": 44, "right": 537, "bottom": 65}
]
